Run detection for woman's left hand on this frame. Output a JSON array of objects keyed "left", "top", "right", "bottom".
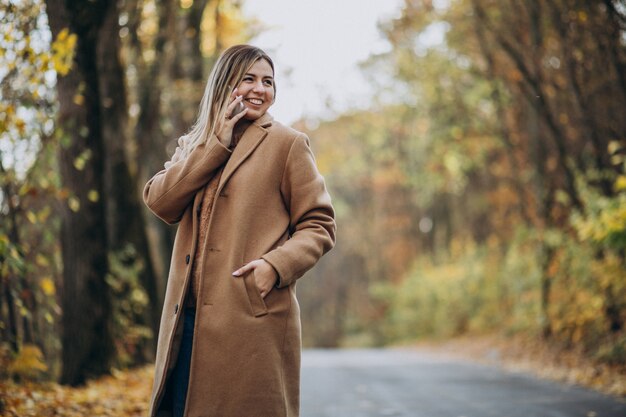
[{"left": 232, "top": 259, "right": 278, "bottom": 298}]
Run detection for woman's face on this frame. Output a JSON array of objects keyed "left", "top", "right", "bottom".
[{"left": 236, "top": 59, "right": 275, "bottom": 120}]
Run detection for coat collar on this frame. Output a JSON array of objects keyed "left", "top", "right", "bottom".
[
  {"left": 253, "top": 111, "right": 273, "bottom": 128},
  {"left": 217, "top": 112, "right": 272, "bottom": 193}
]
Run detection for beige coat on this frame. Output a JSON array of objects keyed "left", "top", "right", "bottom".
[{"left": 143, "top": 112, "right": 336, "bottom": 417}]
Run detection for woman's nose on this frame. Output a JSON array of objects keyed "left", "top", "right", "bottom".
[{"left": 252, "top": 81, "right": 265, "bottom": 93}]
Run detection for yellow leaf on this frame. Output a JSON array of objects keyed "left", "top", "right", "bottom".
[
  {"left": 51, "top": 28, "right": 77, "bottom": 76},
  {"left": 9, "top": 247, "right": 20, "bottom": 259},
  {"left": 87, "top": 190, "right": 99, "bottom": 202},
  {"left": 73, "top": 148, "right": 91, "bottom": 171},
  {"left": 15, "top": 118, "right": 25, "bottom": 133},
  {"left": 38, "top": 206, "right": 51, "bottom": 222},
  {"left": 68, "top": 196, "right": 80, "bottom": 212},
  {"left": 58, "top": 28, "right": 68, "bottom": 42},
  {"left": 615, "top": 175, "right": 626, "bottom": 192},
  {"left": 26, "top": 211, "right": 37, "bottom": 224},
  {"left": 73, "top": 93, "right": 84, "bottom": 106},
  {"left": 74, "top": 156, "right": 86, "bottom": 171},
  {"left": 36, "top": 254, "right": 50, "bottom": 267},
  {"left": 40, "top": 277, "right": 55, "bottom": 296},
  {"left": 608, "top": 140, "right": 622, "bottom": 155}
]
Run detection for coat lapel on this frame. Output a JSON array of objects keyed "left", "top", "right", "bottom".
[{"left": 217, "top": 113, "right": 273, "bottom": 193}]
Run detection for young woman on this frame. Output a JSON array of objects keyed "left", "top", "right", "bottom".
[{"left": 143, "top": 45, "right": 336, "bottom": 417}]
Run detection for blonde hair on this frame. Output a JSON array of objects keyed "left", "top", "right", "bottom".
[{"left": 165, "top": 45, "right": 275, "bottom": 168}]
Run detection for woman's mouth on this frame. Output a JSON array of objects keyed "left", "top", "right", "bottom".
[{"left": 246, "top": 98, "right": 263, "bottom": 106}]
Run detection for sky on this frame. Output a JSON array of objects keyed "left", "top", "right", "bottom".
[{"left": 241, "top": 0, "right": 404, "bottom": 125}]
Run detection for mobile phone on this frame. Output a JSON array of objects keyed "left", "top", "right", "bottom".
[{"left": 232, "top": 101, "right": 246, "bottom": 116}]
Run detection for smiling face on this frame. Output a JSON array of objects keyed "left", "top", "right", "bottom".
[{"left": 236, "top": 58, "right": 275, "bottom": 120}]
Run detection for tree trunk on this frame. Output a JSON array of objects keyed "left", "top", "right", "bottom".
[
  {"left": 470, "top": 0, "right": 531, "bottom": 225},
  {"left": 546, "top": 0, "right": 614, "bottom": 196},
  {"left": 473, "top": 0, "right": 583, "bottom": 210},
  {"left": 97, "top": 0, "right": 159, "bottom": 360},
  {"left": 45, "top": 0, "right": 114, "bottom": 385},
  {"left": 1, "top": 271, "right": 19, "bottom": 353},
  {"left": 603, "top": 0, "right": 626, "bottom": 103},
  {"left": 127, "top": 0, "right": 177, "bottom": 315},
  {"left": 170, "top": 0, "right": 210, "bottom": 136},
  {"left": 604, "top": 283, "right": 623, "bottom": 332},
  {"left": 521, "top": 0, "right": 553, "bottom": 339},
  {"left": 540, "top": 245, "right": 555, "bottom": 338}
]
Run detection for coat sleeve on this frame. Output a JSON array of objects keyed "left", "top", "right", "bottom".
[
  {"left": 143, "top": 136, "right": 232, "bottom": 225},
  {"left": 262, "top": 133, "right": 336, "bottom": 288}
]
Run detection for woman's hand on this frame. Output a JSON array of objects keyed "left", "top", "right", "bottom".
[
  {"left": 232, "top": 259, "right": 278, "bottom": 298},
  {"left": 216, "top": 88, "right": 248, "bottom": 148}
]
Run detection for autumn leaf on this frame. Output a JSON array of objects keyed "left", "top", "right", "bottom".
[
  {"left": 51, "top": 27, "right": 77, "bottom": 76},
  {"left": 40, "top": 277, "right": 55, "bottom": 295}
]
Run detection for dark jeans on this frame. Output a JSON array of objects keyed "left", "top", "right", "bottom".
[{"left": 169, "top": 307, "right": 196, "bottom": 417}]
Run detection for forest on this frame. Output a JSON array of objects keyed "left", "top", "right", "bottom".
[{"left": 1, "top": 0, "right": 625, "bottom": 411}]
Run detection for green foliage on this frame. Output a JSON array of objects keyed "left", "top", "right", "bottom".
[
  {"left": 0, "top": 0, "right": 265, "bottom": 382},
  {"left": 0, "top": 234, "right": 26, "bottom": 278},
  {"left": 373, "top": 222, "right": 624, "bottom": 363},
  {"left": 542, "top": 228, "right": 610, "bottom": 347},
  {"left": 0, "top": 0, "right": 60, "bottom": 157},
  {"left": 572, "top": 146, "right": 626, "bottom": 252},
  {"left": 106, "top": 245, "right": 152, "bottom": 368},
  {"left": 0, "top": 0, "right": 63, "bottom": 377},
  {"left": 300, "top": 0, "right": 626, "bottom": 367},
  {"left": 595, "top": 335, "right": 626, "bottom": 366},
  {"left": 372, "top": 237, "right": 511, "bottom": 343}
]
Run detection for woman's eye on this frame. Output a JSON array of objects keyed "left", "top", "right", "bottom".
[{"left": 264, "top": 80, "right": 273, "bottom": 86}]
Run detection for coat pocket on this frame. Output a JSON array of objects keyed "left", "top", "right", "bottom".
[{"left": 242, "top": 270, "right": 268, "bottom": 317}]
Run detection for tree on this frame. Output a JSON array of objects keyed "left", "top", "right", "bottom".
[
  {"left": 97, "top": 0, "right": 159, "bottom": 361},
  {"left": 45, "top": 0, "right": 114, "bottom": 385},
  {"left": 1, "top": 0, "right": 65, "bottom": 377},
  {"left": 300, "top": 0, "right": 626, "bottom": 351}
]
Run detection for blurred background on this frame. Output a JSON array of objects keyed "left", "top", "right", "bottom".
[{"left": 1, "top": 0, "right": 625, "bottom": 398}]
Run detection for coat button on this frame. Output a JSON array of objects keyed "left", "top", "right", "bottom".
[
  {"left": 185, "top": 254, "right": 190, "bottom": 264},
  {"left": 174, "top": 304, "right": 179, "bottom": 314}
]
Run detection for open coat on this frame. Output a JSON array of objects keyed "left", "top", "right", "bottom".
[{"left": 143, "top": 112, "right": 336, "bottom": 417}]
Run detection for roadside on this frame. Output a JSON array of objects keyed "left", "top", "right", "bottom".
[
  {"left": 0, "top": 365, "right": 152, "bottom": 417},
  {"left": 411, "top": 333, "right": 626, "bottom": 398},
  {"left": 2, "top": 334, "right": 625, "bottom": 416}
]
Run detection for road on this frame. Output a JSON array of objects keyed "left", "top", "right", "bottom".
[{"left": 300, "top": 349, "right": 626, "bottom": 417}]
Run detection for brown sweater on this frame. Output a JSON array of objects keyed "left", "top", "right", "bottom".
[
  {"left": 185, "top": 165, "right": 224, "bottom": 308},
  {"left": 185, "top": 131, "right": 244, "bottom": 308}
]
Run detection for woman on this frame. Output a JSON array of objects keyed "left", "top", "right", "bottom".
[{"left": 143, "top": 45, "right": 336, "bottom": 417}]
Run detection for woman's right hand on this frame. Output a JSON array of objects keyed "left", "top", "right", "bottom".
[{"left": 216, "top": 88, "right": 248, "bottom": 148}]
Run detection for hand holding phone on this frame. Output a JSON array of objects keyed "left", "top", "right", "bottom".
[
  {"left": 216, "top": 89, "right": 248, "bottom": 148},
  {"left": 232, "top": 101, "right": 246, "bottom": 117}
]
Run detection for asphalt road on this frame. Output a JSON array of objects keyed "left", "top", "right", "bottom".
[{"left": 300, "top": 349, "right": 626, "bottom": 417}]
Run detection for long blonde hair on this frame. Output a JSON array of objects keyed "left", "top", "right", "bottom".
[{"left": 166, "top": 45, "right": 275, "bottom": 168}]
